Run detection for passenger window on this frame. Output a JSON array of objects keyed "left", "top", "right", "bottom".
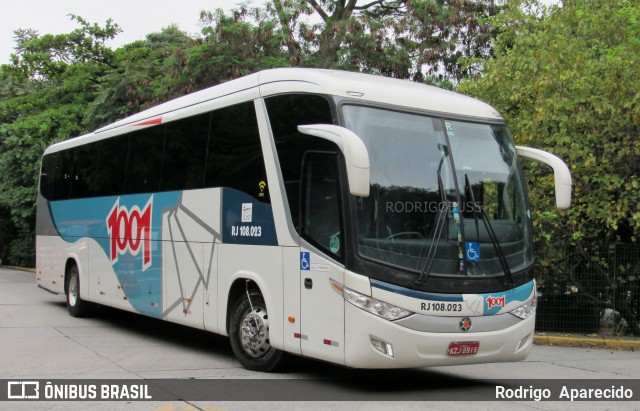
[
  {"left": 300, "top": 151, "right": 343, "bottom": 260},
  {"left": 53, "top": 150, "right": 74, "bottom": 200},
  {"left": 162, "top": 113, "right": 210, "bottom": 191},
  {"left": 42, "top": 102, "right": 269, "bottom": 200},
  {"left": 205, "top": 102, "right": 270, "bottom": 203},
  {"left": 39, "top": 153, "right": 58, "bottom": 200},
  {"left": 94, "top": 135, "right": 128, "bottom": 197},
  {"left": 125, "top": 125, "right": 165, "bottom": 194},
  {"left": 69, "top": 144, "right": 97, "bottom": 198}
]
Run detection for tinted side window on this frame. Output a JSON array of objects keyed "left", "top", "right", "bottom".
[
  {"left": 70, "top": 143, "right": 99, "bottom": 198},
  {"left": 162, "top": 113, "right": 210, "bottom": 191},
  {"left": 125, "top": 126, "right": 165, "bottom": 194},
  {"left": 266, "top": 94, "right": 335, "bottom": 231},
  {"left": 40, "top": 153, "right": 58, "bottom": 200},
  {"left": 43, "top": 102, "right": 269, "bottom": 200},
  {"left": 49, "top": 150, "right": 74, "bottom": 200},
  {"left": 205, "top": 102, "right": 269, "bottom": 203},
  {"left": 95, "top": 135, "right": 128, "bottom": 197}
]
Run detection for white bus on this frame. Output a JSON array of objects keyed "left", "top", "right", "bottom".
[{"left": 36, "top": 68, "right": 571, "bottom": 371}]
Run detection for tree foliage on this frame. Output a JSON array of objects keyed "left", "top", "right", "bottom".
[
  {"left": 460, "top": 0, "right": 640, "bottom": 244},
  {"left": 459, "top": 0, "right": 640, "bottom": 334},
  {"left": 255, "top": 0, "right": 503, "bottom": 83},
  {"left": 0, "top": 16, "right": 120, "bottom": 265}
]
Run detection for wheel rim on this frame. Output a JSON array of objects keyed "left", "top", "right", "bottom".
[
  {"left": 68, "top": 273, "right": 78, "bottom": 307},
  {"left": 239, "top": 306, "right": 270, "bottom": 358}
]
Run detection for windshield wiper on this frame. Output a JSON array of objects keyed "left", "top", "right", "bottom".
[
  {"left": 415, "top": 170, "right": 448, "bottom": 285},
  {"left": 464, "top": 174, "right": 514, "bottom": 286}
]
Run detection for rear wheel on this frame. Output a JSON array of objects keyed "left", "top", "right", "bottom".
[
  {"left": 229, "top": 292, "right": 283, "bottom": 372},
  {"left": 66, "top": 265, "right": 91, "bottom": 317}
]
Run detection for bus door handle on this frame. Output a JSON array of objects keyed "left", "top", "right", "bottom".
[{"left": 304, "top": 278, "right": 313, "bottom": 289}]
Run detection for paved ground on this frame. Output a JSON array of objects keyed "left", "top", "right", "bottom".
[{"left": 1, "top": 267, "right": 639, "bottom": 410}]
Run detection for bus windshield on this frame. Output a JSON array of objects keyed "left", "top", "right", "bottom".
[{"left": 342, "top": 105, "right": 533, "bottom": 279}]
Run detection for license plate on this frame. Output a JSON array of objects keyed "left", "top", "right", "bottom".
[{"left": 447, "top": 341, "right": 480, "bottom": 356}]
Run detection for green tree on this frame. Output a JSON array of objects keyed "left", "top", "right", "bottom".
[
  {"left": 0, "top": 16, "right": 120, "bottom": 266},
  {"left": 88, "top": 8, "right": 295, "bottom": 129},
  {"left": 86, "top": 25, "right": 193, "bottom": 129},
  {"left": 89, "top": 1, "right": 510, "bottom": 129},
  {"left": 459, "top": 0, "right": 640, "bottom": 334},
  {"left": 211, "top": 0, "right": 504, "bottom": 83},
  {"left": 356, "top": 0, "right": 504, "bottom": 83},
  {"left": 179, "top": 8, "right": 291, "bottom": 91}
]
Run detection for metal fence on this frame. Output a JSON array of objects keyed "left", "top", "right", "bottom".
[{"left": 534, "top": 242, "right": 640, "bottom": 336}]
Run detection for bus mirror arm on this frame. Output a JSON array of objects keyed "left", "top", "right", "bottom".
[
  {"left": 298, "top": 124, "right": 370, "bottom": 197},
  {"left": 515, "top": 146, "right": 572, "bottom": 209}
]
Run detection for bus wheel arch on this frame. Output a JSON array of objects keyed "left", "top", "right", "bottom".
[
  {"left": 63, "top": 258, "right": 77, "bottom": 297},
  {"left": 227, "top": 278, "right": 284, "bottom": 372},
  {"left": 64, "top": 259, "right": 91, "bottom": 317}
]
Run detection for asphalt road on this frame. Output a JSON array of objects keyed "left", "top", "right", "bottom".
[{"left": 1, "top": 267, "right": 639, "bottom": 410}]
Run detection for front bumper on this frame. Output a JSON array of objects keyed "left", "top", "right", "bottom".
[{"left": 344, "top": 303, "right": 535, "bottom": 369}]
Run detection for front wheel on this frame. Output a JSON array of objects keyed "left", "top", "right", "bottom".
[
  {"left": 66, "top": 265, "right": 92, "bottom": 317},
  {"left": 229, "top": 292, "right": 283, "bottom": 372}
]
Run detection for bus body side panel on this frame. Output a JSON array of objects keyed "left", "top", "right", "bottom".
[
  {"left": 282, "top": 246, "right": 302, "bottom": 355},
  {"left": 35, "top": 194, "right": 72, "bottom": 295},
  {"left": 36, "top": 216, "right": 88, "bottom": 298},
  {"left": 45, "top": 192, "right": 184, "bottom": 319},
  {"left": 299, "top": 247, "right": 346, "bottom": 365},
  {"left": 163, "top": 240, "right": 204, "bottom": 328},
  {"left": 216, "top": 244, "right": 284, "bottom": 347},
  {"left": 42, "top": 184, "right": 284, "bottom": 336},
  {"left": 88, "top": 239, "right": 113, "bottom": 306},
  {"left": 161, "top": 189, "right": 222, "bottom": 331},
  {"left": 36, "top": 234, "right": 67, "bottom": 295}
]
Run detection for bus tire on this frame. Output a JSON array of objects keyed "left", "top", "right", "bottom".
[
  {"left": 66, "top": 265, "right": 91, "bottom": 318},
  {"left": 229, "top": 292, "right": 283, "bottom": 372}
]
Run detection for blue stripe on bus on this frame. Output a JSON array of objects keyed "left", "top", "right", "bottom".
[
  {"left": 371, "top": 278, "right": 535, "bottom": 315},
  {"left": 482, "top": 280, "right": 534, "bottom": 315},
  {"left": 370, "top": 279, "right": 465, "bottom": 302},
  {"left": 50, "top": 191, "right": 183, "bottom": 319},
  {"left": 48, "top": 188, "right": 278, "bottom": 318}
]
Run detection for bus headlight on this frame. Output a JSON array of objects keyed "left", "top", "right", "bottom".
[
  {"left": 331, "top": 279, "right": 413, "bottom": 321},
  {"left": 509, "top": 300, "right": 536, "bottom": 320},
  {"left": 509, "top": 283, "right": 537, "bottom": 320}
]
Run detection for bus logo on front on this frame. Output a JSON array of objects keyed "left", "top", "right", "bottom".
[{"left": 106, "top": 196, "right": 153, "bottom": 271}]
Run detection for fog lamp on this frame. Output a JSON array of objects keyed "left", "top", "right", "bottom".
[{"left": 371, "top": 338, "right": 394, "bottom": 357}]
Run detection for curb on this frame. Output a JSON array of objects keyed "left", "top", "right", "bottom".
[{"left": 534, "top": 334, "right": 640, "bottom": 351}]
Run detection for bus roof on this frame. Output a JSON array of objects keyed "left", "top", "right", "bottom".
[
  {"left": 46, "top": 68, "right": 502, "bottom": 153},
  {"left": 259, "top": 68, "right": 502, "bottom": 120}
]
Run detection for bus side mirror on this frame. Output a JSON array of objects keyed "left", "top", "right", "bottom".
[
  {"left": 298, "top": 124, "right": 370, "bottom": 197},
  {"left": 516, "top": 146, "right": 572, "bottom": 209}
]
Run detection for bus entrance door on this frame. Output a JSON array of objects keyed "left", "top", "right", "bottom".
[
  {"left": 299, "top": 250, "right": 345, "bottom": 365},
  {"left": 298, "top": 151, "right": 346, "bottom": 365}
]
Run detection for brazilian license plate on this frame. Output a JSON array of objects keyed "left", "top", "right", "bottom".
[{"left": 447, "top": 341, "right": 480, "bottom": 356}]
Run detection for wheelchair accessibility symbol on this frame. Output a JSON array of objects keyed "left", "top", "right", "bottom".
[
  {"left": 466, "top": 242, "right": 481, "bottom": 262},
  {"left": 300, "top": 252, "right": 310, "bottom": 270}
]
